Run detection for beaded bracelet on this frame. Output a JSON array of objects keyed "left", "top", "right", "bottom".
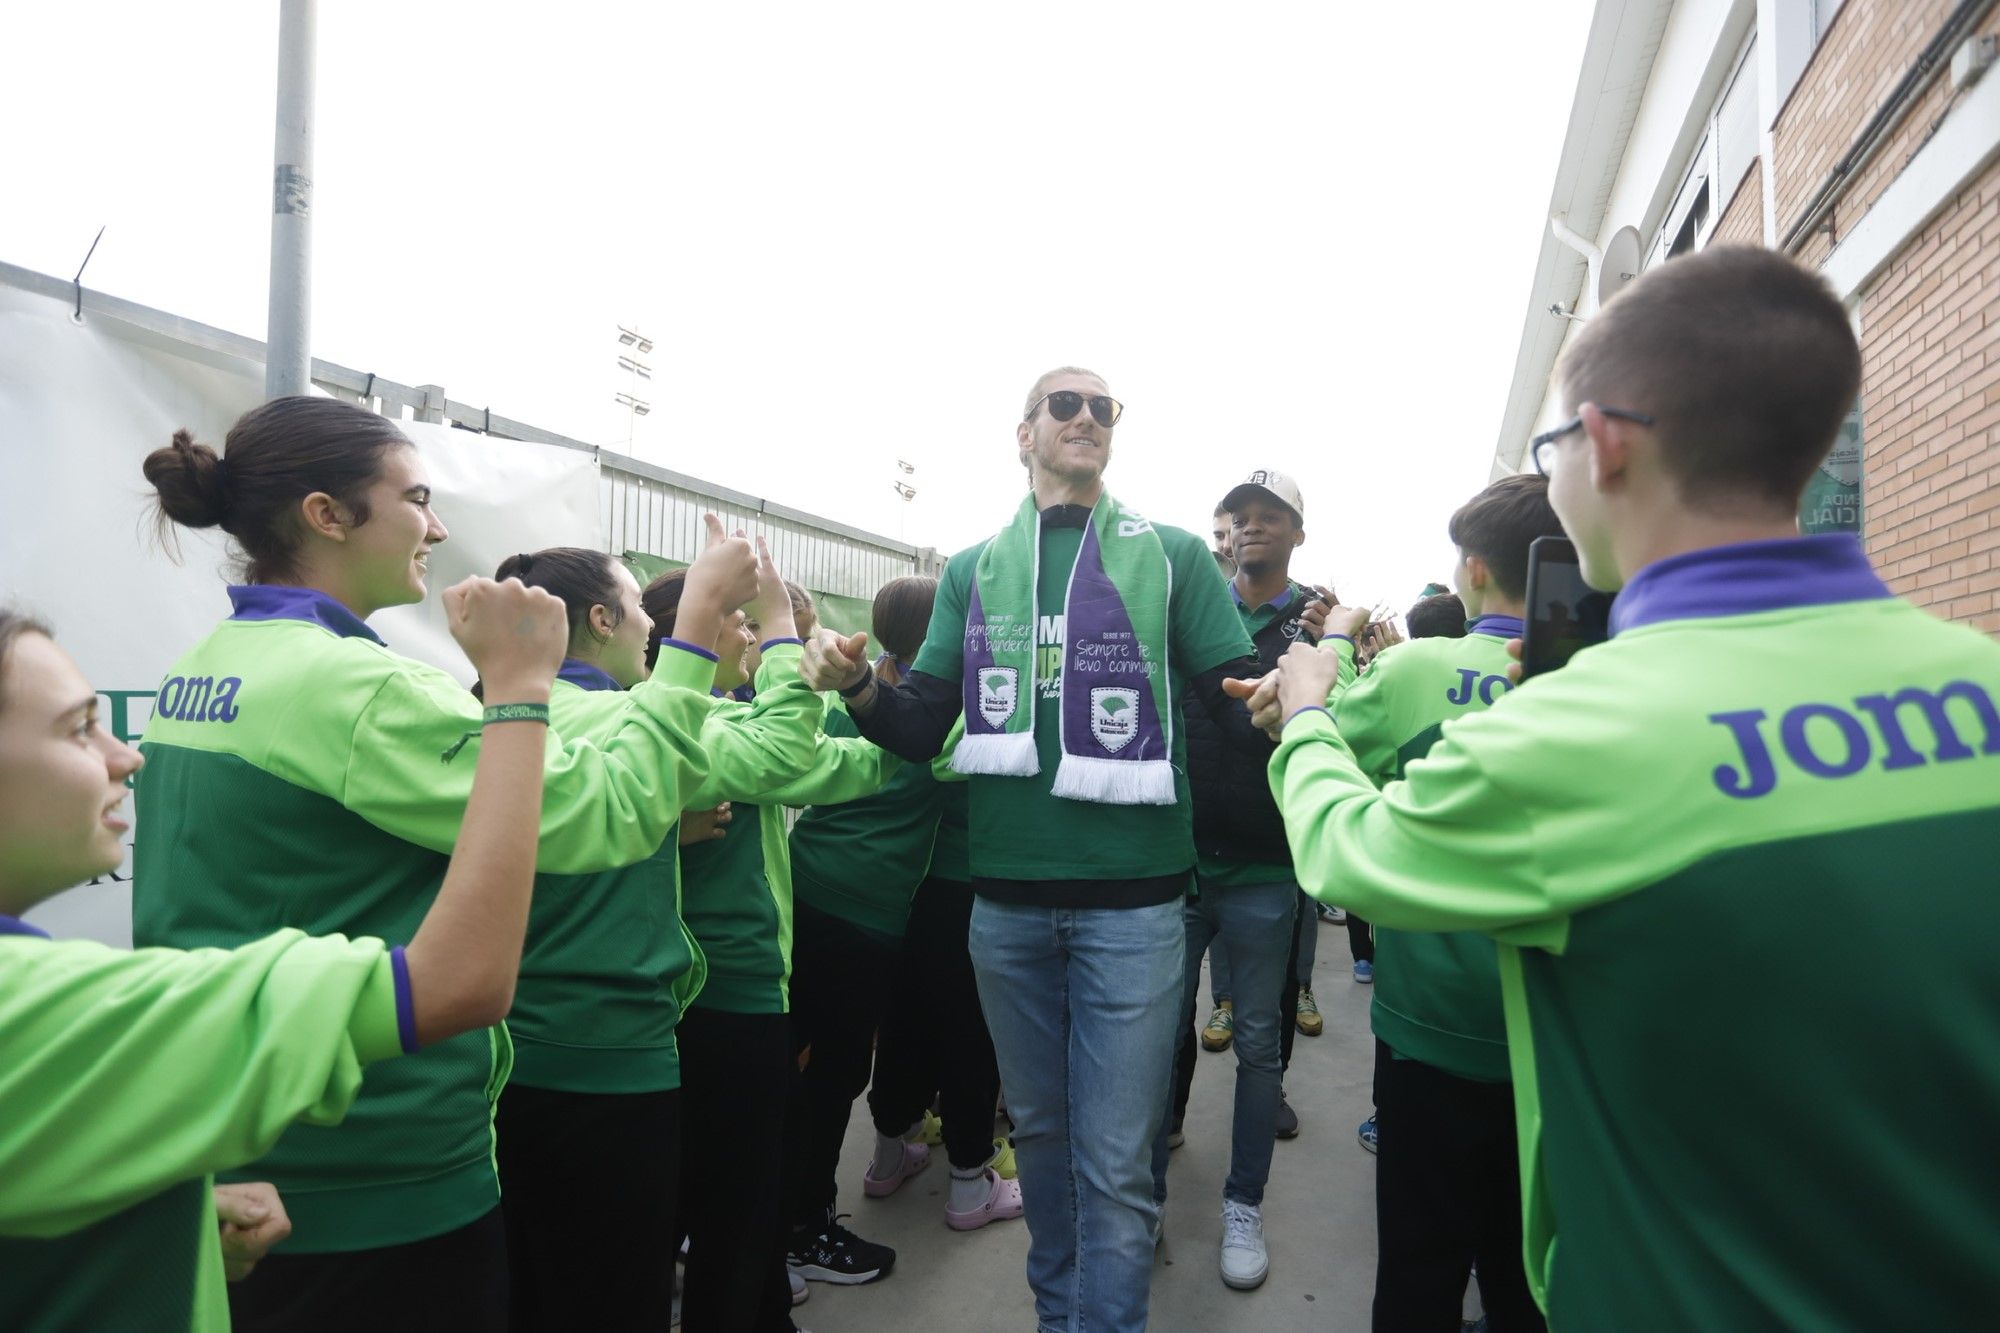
[{"left": 441, "top": 701, "right": 551, "bottom": 762}]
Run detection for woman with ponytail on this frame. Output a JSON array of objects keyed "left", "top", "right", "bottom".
[
  {"left": 132, "top": 397, "right": 773, "bottom": 1330},
  {"left": 484, "top": 541, "right": 824, "bottom": 1330}
]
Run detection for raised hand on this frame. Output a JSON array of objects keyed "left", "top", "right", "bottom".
[
  {"left": 1221, "top": 672, "right": 1286, "bottom": 741},
  {"left": 1319, "top": 602, "right": 1371, "bottom": 644},
  {"left": 1276, "top": 640, "right": 1345, "bottom": 722},
  {"left": 674, "top": 514, "right": 759, "bottom": 665},
  {"left": 745, "top": 537, "right": 798, "bottom": 643},
  {"left": 445, "top": 576, "right": 566, "bottom": 702},
  {"left": 801, "top": 626, "right": 872, "bottom": 694}
]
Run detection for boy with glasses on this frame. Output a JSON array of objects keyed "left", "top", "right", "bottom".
[{"left": 1241, "top": 246, "right": 2000, "bottom": 1327}]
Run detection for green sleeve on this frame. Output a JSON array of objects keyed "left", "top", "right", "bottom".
[
  {"left": 337, "top": 641, "right": 718, "bottom": 874},
  {"left": 0, "top": 931, "right": 401, "bottom": 1239},
  {"left": 1168, "top": 529, "right": 1255, "bottom": 675},
  {"left": 912, "top": 551, "right": 976, "bottom": 681},
  {"left": 1330, "top": 645, "right": 1406, "bottom": 785},
  {"left": 760, "top": 733, "right": 902, "bottom": 807},
  {"left": 1271, "top": 708, "right": 1570, "bottom": 939},
  {"left": 683, "top": 644, "right": 824, "bottom": 807}
]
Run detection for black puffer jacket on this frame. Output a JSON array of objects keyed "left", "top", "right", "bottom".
[{"left": 1187, "top": 581, "right": 1318, "bottom": 867}]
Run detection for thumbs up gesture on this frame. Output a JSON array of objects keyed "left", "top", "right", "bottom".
[
  {"left": 802, "top": 626, "right": 873, "bottom": 694},
  {"left": 686, "top": 513, "right": 759, "bottom": 610}
]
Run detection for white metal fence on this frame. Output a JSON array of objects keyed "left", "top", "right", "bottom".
[{"left": 0, "top": 259, "right": 938, "bottom": 605}]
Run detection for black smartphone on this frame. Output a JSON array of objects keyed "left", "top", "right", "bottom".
[{"left": 1521, "top": 537, "right": 1614, "bottom": 679}]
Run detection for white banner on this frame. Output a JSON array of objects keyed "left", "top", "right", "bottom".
[{"left": 0, "top": 281, "right": 601, "bottom": 944}]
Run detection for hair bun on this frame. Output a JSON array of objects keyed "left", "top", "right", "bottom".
[{"left": 142, "top": 428, "right": 232, "bottom": 529}]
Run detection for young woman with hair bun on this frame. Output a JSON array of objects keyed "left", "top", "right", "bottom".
[
  {"left": 482, "top": 540, "right": 825, "bottom": 1329},
  {"left": 130, "top": 396, "right": 765, "bottom": 1330},
  {"left": 0, "top": 579, "right": 565, "bottom": 1331}
]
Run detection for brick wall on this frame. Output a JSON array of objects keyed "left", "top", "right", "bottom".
[
  {"left": 1776, "top": 0, "right": 2000, "bottom": 267},
  {"left": 1712, "top": 159, "right": 1765, "bottom": 247},
  {"left": 1857, "top": 157, "right": 2000, "bottom": 631}
]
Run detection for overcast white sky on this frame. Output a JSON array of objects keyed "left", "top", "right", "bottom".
[{"left": 4, "top": 2, "right": 1590, "bottom": 604}]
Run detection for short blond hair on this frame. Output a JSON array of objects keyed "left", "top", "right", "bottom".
[{"left": 1022, "top": 366, "right": 1106, "bottom": 420}]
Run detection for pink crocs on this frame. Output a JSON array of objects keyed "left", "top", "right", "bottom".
[
  {"left": 944, "top": 1169, "right": 1025, "bottom": 1232},
  {"left": 861, "top": 1140, "right": 931, "bottom": 1198}
]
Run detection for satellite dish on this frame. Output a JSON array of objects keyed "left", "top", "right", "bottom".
[{"left": 1599, "top": 226, "right": 1643, "bottom": 307}]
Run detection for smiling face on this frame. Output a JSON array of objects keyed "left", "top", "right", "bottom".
[
  {"left": 1228, "top": 497, "right": 1303, "bottom": 577},
  {"left": 338, "top": 446, "right": 450, "bottom": 615},
  {"left": 595, "top": 562, "right": 656, "bottom": 689},
  {"left": 0, "top": 632, "right": 145, "bottom": 911},
  {"left": 712, "top": 611, "right": 756, "bottom": 692},
  {"left": 1017, "top": 370, "right": 1115, "bottom": 492}
]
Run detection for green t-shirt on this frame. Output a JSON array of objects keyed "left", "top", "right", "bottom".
[
  {"left": 0, "top": 928, "right": 404, "bottom": 1332},
  {"left": 1273, "top": 539, "right": 2000, "bottom": 1326},
  {"left": 1333, "top": 626, "right": 1519, "bottom": 1080},
  {"left": 913, "top": 514, "right": 1252, "bottom": 883}
]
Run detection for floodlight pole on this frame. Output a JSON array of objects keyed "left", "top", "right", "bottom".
[{"left": 265, "top": 0, "right": 317, "bottom": 399}]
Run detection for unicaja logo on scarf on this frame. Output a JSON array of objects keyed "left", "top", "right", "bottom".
[
  {"left": 1090, "top": 687, "right": 1141, "bottom": 752},
  {"left": 978, "top": 667, "right": 1019, "bottom": 727}
]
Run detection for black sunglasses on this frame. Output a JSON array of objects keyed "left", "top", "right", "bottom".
[
  {"left": 1529, "top": 406, "right": 1655, "bottom": 475},
  {"left": 1025, "top": 390, "right": 1124, "bottom": 428}
]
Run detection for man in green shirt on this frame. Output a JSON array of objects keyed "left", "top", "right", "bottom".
[
  {"left": 1242, "top": 245, "right": 2000, "bottom": 1328},
  {"left": 804, "top": 367, "right": 1266, "bottom": 1333}
]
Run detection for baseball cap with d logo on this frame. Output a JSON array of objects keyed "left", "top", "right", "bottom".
[{"left": 1221, "top": 470, "right": 1305, "bottom": 524}]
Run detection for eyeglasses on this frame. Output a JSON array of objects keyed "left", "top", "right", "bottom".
[
  {"left": 1024, "top": 390, "right": 1124, "bottom": 428},
  {"left": 1529, "top": 406, "right": 1655, "bottom": 475}
]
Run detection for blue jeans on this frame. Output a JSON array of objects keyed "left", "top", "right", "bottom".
[
  {"left": 1153, "top": 877, "right": 1294, "bottom": 1207},
  {"left": 1209, "top": 888, "right": 1317, "bottom": 1002},
  {"left": 969, "top": 897, "right": 1185, "bottom": 1333}
]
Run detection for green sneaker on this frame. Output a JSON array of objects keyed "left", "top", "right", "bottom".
[{"left": 913, "top": 1109, "right": 944, "bottom": 1147}]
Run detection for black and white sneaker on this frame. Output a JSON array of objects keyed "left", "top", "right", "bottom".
[{"left": 787, "top": 1211, "right": 896, "bottom": 1285}]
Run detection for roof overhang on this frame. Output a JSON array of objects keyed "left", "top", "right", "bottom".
[{"left": 1490, "top": 0, "right": 1676, "bottom": 478}]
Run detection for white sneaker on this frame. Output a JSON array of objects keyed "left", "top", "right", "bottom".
[{"left": 1219, "top": 1200, "right": 1269, "bottom": 1290}]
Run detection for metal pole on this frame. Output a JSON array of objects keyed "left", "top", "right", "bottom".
[{"left": 265, "top": 0, "right": 316, "bottom": 398}]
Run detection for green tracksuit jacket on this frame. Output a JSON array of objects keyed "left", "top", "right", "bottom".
[
  {"left": 507, "top": 649, "right": 820, "bottom": 1093},
  {"left": 680, "top": 686, "right": 902, "bottom": 1013},
  {"left": 1272, "top": 537, "right": 2000, "bottom": 1328},
  {"left": 1335, "top": 615, "right": 1522, "bottom": 1081},
  {"left": 132, "top": 585, "right": 719, "bottom": 1253},
  {"left": 0, "top": 925, "right": 408, "bottom": 1331}
]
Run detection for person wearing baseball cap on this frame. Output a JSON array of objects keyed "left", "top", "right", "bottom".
[{"left": 1153, "top": 466, "right": 1339, "bottom": 1291}]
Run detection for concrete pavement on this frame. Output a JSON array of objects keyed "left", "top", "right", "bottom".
[{"left": 796, "top": 917, "right": 1385, "bottom": 1333}]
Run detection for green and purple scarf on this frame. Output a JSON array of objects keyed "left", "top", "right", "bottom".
[{"left": 955, "top": 492, "right": 1176, "bottom": 804}]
